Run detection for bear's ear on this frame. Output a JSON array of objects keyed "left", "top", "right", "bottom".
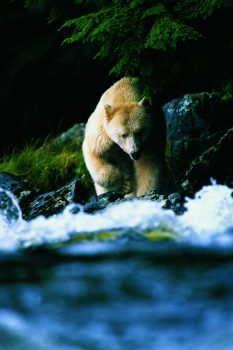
[
  {"left": 138, "top": 97, "right": 151, "bottom": 108},
  {"left": 104, "top": 104, "right": 114, "bottom": 121}
]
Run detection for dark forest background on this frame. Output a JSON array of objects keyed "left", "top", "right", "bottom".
[
  {"left": 1, "top": 0, "right": 233, "bottom": 155},
  {"left": 0, "top": 0, "right": 113, "bottom": 155}
]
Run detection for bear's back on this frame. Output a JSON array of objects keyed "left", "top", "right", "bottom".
[{"left": 100, "top": 77, "right": 142, "bottom": 107}]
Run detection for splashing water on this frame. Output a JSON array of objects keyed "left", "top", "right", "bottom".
[
  {"left": 0, "top": 182, "right": 232, "bottom": 252},
  {"left": 181, "top": 181, "right": 233, "bottom": 245},
  {"left": 0, "top": 189, "right": 23, "bottom": 251}
]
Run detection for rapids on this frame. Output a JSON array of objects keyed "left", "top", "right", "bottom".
[
  {"left": 0, "top": 181, "right": 233, "bottom": 350},
  {"left": 0, "top": 181, "right": 233, "bottom": 251}
]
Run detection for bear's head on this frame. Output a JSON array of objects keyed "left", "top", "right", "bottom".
[{"left": 103, "top": 98, "right": 152, "bottom": 160}]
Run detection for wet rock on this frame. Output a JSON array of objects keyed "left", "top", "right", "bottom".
[
  {"left": 180, "top": 179, "right": 199, "bottom": 197},
  {"left": 170, "top": 126, "right": 233, "bottom": 210},
  {"left": 0, "top": 172, "right": 38, "bottom": 208},
  {"left": 139, "top": 189, "right": 168, "bottom": 206},
  {"left": 163, "top": 93, "right": 233, "bottom": 187},
  {"left": 184, "top": 127, "right": 233, "bottom": 194},
  {"left": 83, "top": 192, "right": 124, "bottom": 213},
  {"left": 137, "top": 189, "right": 186, "bottom": 215},
  {"left": 139, "top": 189, "right": 161, "bottom": 201},
  {"left": 165, "top": 192, "right": 186, "bottom": 215},
  {"left": 81, "top": 188, "right": 187, "bottom": 216},
  {"left": 167, "top": 192, "right": 183, "bottom": 204},
  {"left": 0, "top": 190, "right": 21, "bottom": 222},
  {"left": 23, "top": 178, "right": 80, "bottom": 220}
]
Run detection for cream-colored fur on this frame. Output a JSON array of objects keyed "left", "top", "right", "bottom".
[{"left": 82, "top": 77, "right": 166, "bottom": 197}]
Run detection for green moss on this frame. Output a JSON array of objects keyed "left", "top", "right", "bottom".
[
  {"left": 0, "top": 136, "right": 91, "bottom": 193},
  {"left": 220, "top": 82, "right": 233, "bottom": 101}
]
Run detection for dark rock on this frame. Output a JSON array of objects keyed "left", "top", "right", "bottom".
[
  {"left": 0, "top": 172, "right": 30, "bottom": 196},
  {"left": 139, "top": 189, "right": 168, "bottom": 203},
  {"left": 83, "top": 192, "right": 124, "bottom": 213},
  {"left": 23, "top": 178, "right": 79, "bottom": 220},
  {"left": 163, "top": 92, "right": 233, "bottom": 187},
  {"left": 165, "top": 192, "right": 186, "bottom": 215},
  {"left": 139, "top": 189, "right": 161, "bottom": 201},
  {"left": 184, "top": 127, "right": 233, "bottom": 193},
  {"left": 175, "top": 127, "right": 233, "bottom": 200},
  {"left": 180, "top": 179, "right": 199, "bottom": 197},
  {"left": 163, "top": 92, "right": 232, "bottom": 140},
  {"left": 167, "top": 192, "right": 183, "bottom": 205}
]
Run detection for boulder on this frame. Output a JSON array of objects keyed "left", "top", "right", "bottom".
[
  {"left": 23, "top": 177, "right": 88, "bottom": 220},
  {"left": 182, "top": 127, "right": 233, "bottom": 195},
  {"left": 163, "top": 92, "right": 233, "bottom": 188}
]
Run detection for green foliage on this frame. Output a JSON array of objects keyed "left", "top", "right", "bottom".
[
  {"left": 59, "top": 0, "right": 231, "bottom": 76},
  {"left": 145, "top": 17, "right": 201, "bottom": 50},
  {"left": 25, "top": 0, "right": 233, "bottom": 94},
  {"left": 0, "top": 137, "right": 91, "bottom": 193}
]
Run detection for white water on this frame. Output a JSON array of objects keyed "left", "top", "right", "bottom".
[{"left": 0, "top": 182, "right": 233, "bottom": 252}]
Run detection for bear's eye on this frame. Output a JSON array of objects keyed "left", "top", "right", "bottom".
[{"left": 121, "top": 133, "right": 128, "bottom": 139}]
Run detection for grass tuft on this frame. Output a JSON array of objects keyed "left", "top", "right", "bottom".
[{"left": 0, "top": 136, "right": 92, "bottom": 193}]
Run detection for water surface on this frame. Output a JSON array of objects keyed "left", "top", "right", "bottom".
[{"left": 0, "top": 182, "right": 233, "bottom": 350}]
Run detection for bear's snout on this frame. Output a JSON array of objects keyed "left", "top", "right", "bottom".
[{"left": 130, "top": 151, "right": 141, "bottom": 161}]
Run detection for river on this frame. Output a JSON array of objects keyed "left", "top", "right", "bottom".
[{"left": 0, "top": 182, "right": 233, "bottom": 350}]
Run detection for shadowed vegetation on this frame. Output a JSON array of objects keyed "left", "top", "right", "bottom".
[{"left": 0, "top": 137, "right": 91, "bottom": 193}]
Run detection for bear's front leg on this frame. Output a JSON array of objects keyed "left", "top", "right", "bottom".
[
  {"left": 95, "top": 175, "right": 133, "bottom": 196},
  {"left": 134, "top": 156, "right": 163, "bottom": 196},
  {"left": 95, "top": 164, "right": 134, "bottom": 195},
  {"left": 86, "top": 154, "right": 134, "bottom": 196}
]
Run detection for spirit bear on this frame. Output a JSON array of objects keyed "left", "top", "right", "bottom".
[{"left": 82, "top": 77, "right": 167, "bottom": 197}]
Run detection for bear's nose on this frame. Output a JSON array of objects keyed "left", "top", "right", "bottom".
[{"left": 130, "top": 151, "right": 141, "bottom": 161}]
